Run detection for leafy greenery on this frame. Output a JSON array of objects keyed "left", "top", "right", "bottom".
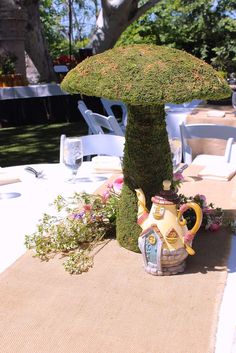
[
  {"left": 39, "top": 0, "right": 96, "bottom": 60},
  {"left": 179, "top": 193, "right": 224, "bottom": 231},
  {"left": 118, "top": 0, "right": 236, "bottom": 75},
  {"left": 24, "top": 176, "right": 225, "bottom": 274},
  {"left": 0, "top": 51, "right": 17, "bottom": 75},
  {"left": 25, "top": 186, "right": 119, "bottom": 274}
]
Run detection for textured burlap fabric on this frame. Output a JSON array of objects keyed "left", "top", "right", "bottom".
[{"left": 0, "top": 227, "right": 231, "bottom": 353}]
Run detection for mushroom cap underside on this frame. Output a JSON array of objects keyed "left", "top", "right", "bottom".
[{"left": 61, "top": 44, "right": 231, "bottom": 105}]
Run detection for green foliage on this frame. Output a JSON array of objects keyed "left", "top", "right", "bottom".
[
  {"left": 39, "top": 0, "right": 95, "bottom": 60},
  {"left": 25, "top": 189, "right": 119, "bottom": 274},
  {"left": 178, "top": 193, "right": 224, "bottom": 231},
  {"left": 39, "top": 0, "right": 67, "bottom": 58},
  {"left": 118, "top": 0, "right": 236, "bottom": 74},
  {"left": 0, "top": 51, "right": 17, "bottom": 75}
]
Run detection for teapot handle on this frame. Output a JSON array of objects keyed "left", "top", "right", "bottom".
[{"left": 177, "top": 202, "right": 203, "bottom": 235}]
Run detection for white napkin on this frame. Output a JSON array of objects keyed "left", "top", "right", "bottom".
[
  {"left": 207, "top": 110, "right": 225, "bottom": 118},
  {"left": 0, "top": 171, "right": 21, "bottom": 186},
  {"left": 91, "top": 156, "right": 122, "bottom": 173},
  {"left": 198, "top": 163, "right": 236, "bottom": 181}
]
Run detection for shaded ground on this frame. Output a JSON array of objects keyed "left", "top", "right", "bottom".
[
  {"left": 0, "top": 93, "right": 108, "bottom": 167},
  {"left": 0, "top": 121, "right": 88, "bottom": 167}
]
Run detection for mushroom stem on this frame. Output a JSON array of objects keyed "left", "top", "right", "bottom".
[{"left": 117, "top": 104, "right": 173, "bottom": 252}]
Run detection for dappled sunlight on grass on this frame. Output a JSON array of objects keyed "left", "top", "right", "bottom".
[{"left": 0, "top": 122, "right": 88, "bottom": 167}]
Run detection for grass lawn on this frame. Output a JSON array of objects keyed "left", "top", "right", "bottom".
[{"left": 0, "top": 121, "right": 88, "bottom": 167}]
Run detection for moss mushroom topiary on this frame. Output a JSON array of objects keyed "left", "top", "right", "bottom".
[{"left": 61, "top": 44, "right": 231, "bottom": 252}]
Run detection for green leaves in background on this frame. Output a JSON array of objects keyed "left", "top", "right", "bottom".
[{"left": 118, "top": 0, "right": 236, "bottom": 74}]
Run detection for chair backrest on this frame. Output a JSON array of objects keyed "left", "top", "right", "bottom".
[
  {"left": 100, "top": 98, "right": 128, "bottom": 129},
  {"left": 229, "top": 143, "right": 236, "bottom": 163},
  {"left": 180, "top": 122, "right": 236, "bottom": 164},
  {"left": 53, "top": 65, "right": 69, "bottom": 73},
  {"left": 60, "top": 134, "right": 125, "bottom": 162},
  {"left": 87, "top": 111, "right": 124, "bottom": 136},
  {"left": 78, "top": 100, "right": 96, "bottom": 134}
]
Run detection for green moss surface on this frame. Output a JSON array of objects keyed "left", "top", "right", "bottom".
[
  {"left": 123, "top": 104, "right": 172, "bottom": 207},
  {"left": 116, "top": 104, "right": 172, "bottom": 251},
  {"left": 61, "top": 44, "right": 231, "bottom": 105},
  {"left": 116, "top": 184, "right": 141, "bottom": 252}
]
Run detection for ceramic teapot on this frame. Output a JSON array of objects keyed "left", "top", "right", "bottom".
[{"left": 136, "top": 180, "right": 202, "bottom": 276}]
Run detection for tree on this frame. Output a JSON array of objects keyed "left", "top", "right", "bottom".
[
  {"left": 22, "top": 0, "right": 56, "bottom": 82},
  {"left": 118, "top": 0, "right": 236, "bottom": 74},
  {"left": 39, "top": 0, "right": 68, "bottom": 59},
  {"left": 0, "top": 0, "right": 27, "bottom": 76},
  {"left": 87, "top": 0, "right": 163, "bottom": 53},
  {"left": 40, "top": 0, "right": 95, "bottom": 59}
]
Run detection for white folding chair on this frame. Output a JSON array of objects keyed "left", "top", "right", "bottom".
[
  {"left": 78, "top": 100, "right": 124, "bottom": 136},
  {"left": 60, "top": 134, "right": 125, "bottom": 163},
  {"left": 165, "top": 100, "right": 203, "bottom": 139},
  {"left": 100, "top": 98, "right": 127, "bottom": 131},
  {"left": 229, "top": 143, "right": 236, "bottom": 163},
  {"left": 180, "top": 122, "right": 236, "bottom": 165},
  {"left": 78, "top": 100, "right": 95, "bottom": 134},
  {"left": 87, "top": 111, "right": 124, "bottom": 136}
]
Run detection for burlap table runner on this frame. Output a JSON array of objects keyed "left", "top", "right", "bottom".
[{"left": 0, "top": 175, "right": 232, "bottom": 353}]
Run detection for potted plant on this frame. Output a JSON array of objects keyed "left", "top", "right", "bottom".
[
  {"left": 0, "top": 50, "right": 26, "bottom": 87},
  {"left": 61, "top": 44, "right": 231, "bottom": 252}
]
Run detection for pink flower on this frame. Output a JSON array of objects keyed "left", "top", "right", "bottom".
[
  {"left": 83, "top": 204, "right": 92, "bottom": 211},
  {"left": 113, "top": 177, "right": 124, "bottom": 193},
  {"left": 179, "top": 204, "right": 189, "bottom": 213},
  {"left": 202, "top": 207, "right": 213, "bottom": 214},
  {"left": 209, "top": 223, "right": 221, "bottom": 232},
  {"left": 184, "top": 231, "right": 195, "bottom": 243},
  {"left": 102, "top": 190, "right": 110, "bottom": 202},
  {"left": 173, "top": 172, "right": 184, "bottom": 181}
]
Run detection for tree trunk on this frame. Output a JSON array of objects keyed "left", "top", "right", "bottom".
[
  {"left": 22, "top": 0, "right": 56, "bottom": 83},
  {"left": 0, "top": 0, "right": 27, "bottom": 77},
  {"left": 87, "top": 0, "right": 161, "bottom": 54}
]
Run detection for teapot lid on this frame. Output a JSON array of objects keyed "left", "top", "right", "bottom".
[{"left": 151, "top": 180, "right": 179, "bottom": 205}]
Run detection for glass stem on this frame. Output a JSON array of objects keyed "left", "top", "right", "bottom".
[{"left": 71, "top": 170, "right": 77, "bottom": 183}]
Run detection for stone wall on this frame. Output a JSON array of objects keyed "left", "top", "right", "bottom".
[{"left": 0, "top": 5, "right": 27, "bottom": 77}]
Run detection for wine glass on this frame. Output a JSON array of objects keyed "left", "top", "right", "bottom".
[
  {"left": 169, "top": 137, "right": 182, "bottom": 172},
  {"left": 63, "top": 137, "right": 83, "bottom": 183},
  {"left": 232, "top": 91, "right": 236, "bottom": 116}
]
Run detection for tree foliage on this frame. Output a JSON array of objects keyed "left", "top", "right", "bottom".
[
  {"left": 39, "top": 0, "right": 97, "bottom": 59},
  {"left": 118, "top": 0, "right": 236, "bottom": 74}
]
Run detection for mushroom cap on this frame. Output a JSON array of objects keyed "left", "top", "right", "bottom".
[{"left": 61, "top": 44, "right": 231, "bottom": 105}]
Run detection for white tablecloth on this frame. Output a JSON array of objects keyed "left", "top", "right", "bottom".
[
  {"left": 0, "top": 162, "right": 112, "bottom": 273},
  {"left": 0, "top": 83, "right": 68, "bottom": 100}
]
